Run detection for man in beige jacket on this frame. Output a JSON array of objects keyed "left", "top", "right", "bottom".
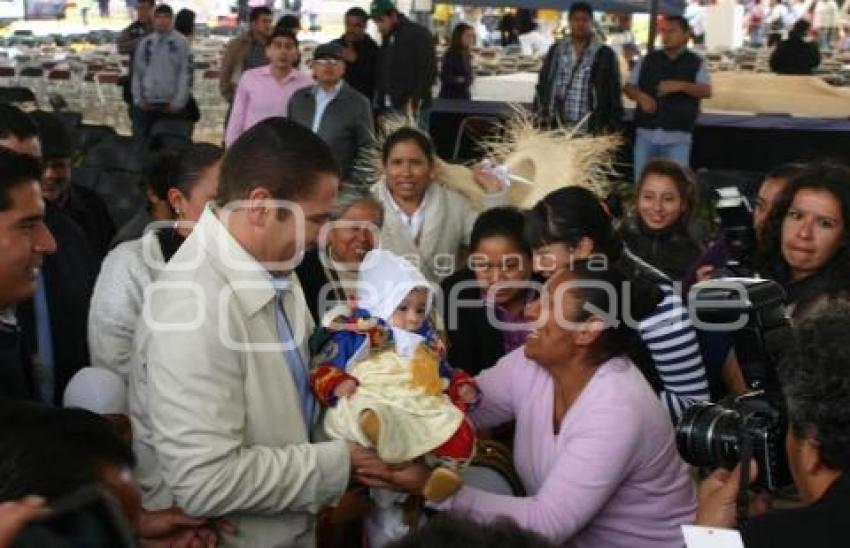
[
  {"left": 129, "top": 117, "right": 374, "bottom": 547},
  {"left": 220, "top": 6, "right": 274, "bottom": 104}
]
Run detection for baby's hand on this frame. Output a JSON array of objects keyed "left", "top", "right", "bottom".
[
  {"left": 335, "top": 379, "right": 358, "bottom": 398},
  {"left": 458, "top": 384, "right": 478, "bottom": 404}
]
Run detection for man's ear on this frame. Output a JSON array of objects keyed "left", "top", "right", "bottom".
[{"left": 243, "top": 186, "right": 274, "bottom": 227}]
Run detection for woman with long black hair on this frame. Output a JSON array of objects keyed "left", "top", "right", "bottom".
[
  {"left": 523, "top": 186, "right": 710, "bottom": 423},
  {"left": 439, "top": 23, "right": 475, "bottom": 100},
  {"left": 756, "top": 162, "right": 850, "bottom": 319}
]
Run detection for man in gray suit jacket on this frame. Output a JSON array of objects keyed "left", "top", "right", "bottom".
[{"left": 288, "top": 43, "right": 375, "bottom": 186}]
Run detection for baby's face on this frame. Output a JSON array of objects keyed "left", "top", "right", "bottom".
[{"left": 389, "top": 288, "right": 429, "bottom": 332}]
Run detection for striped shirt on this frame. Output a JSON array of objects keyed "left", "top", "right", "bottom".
[{"left": 639, "top": 283, "right": 710, "bottom": 423}]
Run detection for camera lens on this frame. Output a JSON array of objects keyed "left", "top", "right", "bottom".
[{"left": 676, "top": 402, "right": 742, "bottom": 468}]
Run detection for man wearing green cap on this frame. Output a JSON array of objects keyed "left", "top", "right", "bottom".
[{"left": 370, "top": 0, "right": 436, "bottom": 129}]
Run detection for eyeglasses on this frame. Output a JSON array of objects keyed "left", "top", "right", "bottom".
[{"left": 313, "top": 59, "right": 343, "bottom": 66}]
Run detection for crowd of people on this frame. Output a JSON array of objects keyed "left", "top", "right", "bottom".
[{"left": 0, "top": 1, "right": 850, "bottom": 547}]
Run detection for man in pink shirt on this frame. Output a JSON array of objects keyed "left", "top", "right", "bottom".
[{"left": 225, "top": 28, "right": 312, "bottom": 147}]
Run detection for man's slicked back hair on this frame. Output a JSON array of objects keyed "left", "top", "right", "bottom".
[{"left": 217, "top": 117, "right": 339, "bottom": 207}]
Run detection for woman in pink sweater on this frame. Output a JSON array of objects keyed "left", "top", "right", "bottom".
[{"left": 357, "top": 262, "right": 696, "bottom": 547}]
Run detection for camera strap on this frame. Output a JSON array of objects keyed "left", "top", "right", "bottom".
[{"left": 736, "top": 438, "right": 754, "bottom": 527}]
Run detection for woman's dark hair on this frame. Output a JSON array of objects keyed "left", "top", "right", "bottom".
[
  {"left": 524, "top": 186, "right": 622, "bottom": 258},
  {"left": 636, "top": 159, "right": 697, "bottom": 224},
  {"left": 763, "top": 162, "right": 805, "bottom": 184},
  {"left": 381, "top": 127, "right": 435, "bottom": 166},
  {"left": 0, "top": 403, "right": 135, "bottom": 503},
  {"left": 779, "top": 303, "right": 850, "bottom": 472},
  {"left": 756, "top": 162, "right": 850, "bottom": 299},
  {"left": 470, "top": 206, "right": 531, "bottom": 257},
  {"left": 561, "top": 259, "right": 658, "bottom": 361},
  {"left": 174, "top": 8, "right": 195, "bottom": 37},
  {"left": 449, "top": 23, "right": 474, "bottom": 54},
  {"left": 526, "top": 187, "right": 667, "bottom": 323},
  {"left": 145, "top": 143, "right": 222, "bottom": 202},
  {"left": 388, "top": 514, "right": 554, "bottom": 548}
]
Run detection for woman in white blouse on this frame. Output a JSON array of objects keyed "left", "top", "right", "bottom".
[
  {"left": 372, "top": 127, "right": 508, "bottom": 282},
  {"left": 88, "top": 144, "right": 222, "bottom": 382}
]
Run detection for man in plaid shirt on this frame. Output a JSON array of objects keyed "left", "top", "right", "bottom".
[{"left": 534, "top": 2, "right": 623, "bottom": 135}]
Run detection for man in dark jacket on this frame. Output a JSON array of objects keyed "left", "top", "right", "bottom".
[
  {"left": 624, "top": 15, "right": 711, "bottom": 181},
  {"left": 370, "top": 0, "right": 436, "bottom": 128},
  {"left": 696, "top": 305, "right": 850, "bottom": 548},
  {"left": 30, "top": 110, "right": 115, "bottom": 261},
  {"left": 0, "top": 148, "right": 56, "bottom": 401},
  {"left": 288, "top": 43, "right": 375, "bottom": 186},
  {"left": 535, "top": 2, "right": 624, "bottom": 135},
  {"left": 770, "top": 19, "right": 821, "bottom": 75},
  {"left": 16, "top": 205, "right": 97, "bottom": 406},
  {"left": 220, "top": 6, "right": 274, "bottom": 104},
  {"left": 332, "top": 7, "right": 380, "bottom": 102},
  {"left": 0, "top": 107, "right": 98, "bottom": 406}
]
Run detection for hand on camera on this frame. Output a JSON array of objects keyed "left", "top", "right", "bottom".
[{"left": 696, "top": 461, "right": 770, "bottom": 529}]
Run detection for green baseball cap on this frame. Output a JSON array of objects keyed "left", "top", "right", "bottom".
[{"left": 370, "top": 0, "right": 396, "bottom": 17}]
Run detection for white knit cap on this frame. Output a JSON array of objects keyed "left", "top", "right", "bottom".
[
  {"left": 63, "top": 367, "right": 128, "bottom": 415},
  {"left": 357, "top": 249, "right": 433, "bottom": 322}
]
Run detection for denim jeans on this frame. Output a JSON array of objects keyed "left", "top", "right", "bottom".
[{"left": 633, "top": 131, "right": 692, "bottom": 183}]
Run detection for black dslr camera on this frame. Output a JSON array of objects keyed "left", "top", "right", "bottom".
[
  {"left": 676, "top": 278, "right": 793, "bottom": 492},
  {"left": 712, "top": 186, "right": 759, "bottom": 277}
]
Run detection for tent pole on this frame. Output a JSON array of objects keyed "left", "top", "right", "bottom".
[{"left": 648, "top": 0, "right": 660, "bottom": 52}]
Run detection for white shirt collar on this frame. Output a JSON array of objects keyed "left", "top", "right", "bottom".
[
  {"left": 313, "top": 80, "right": 344, "bottom": 99},
  {"left": 383, "top": 182, "right": 432, "bottom": 241}
]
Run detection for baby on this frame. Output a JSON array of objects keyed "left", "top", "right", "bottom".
[{"left": 310, "top": 249, "right": 480, "bottom": 502}]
